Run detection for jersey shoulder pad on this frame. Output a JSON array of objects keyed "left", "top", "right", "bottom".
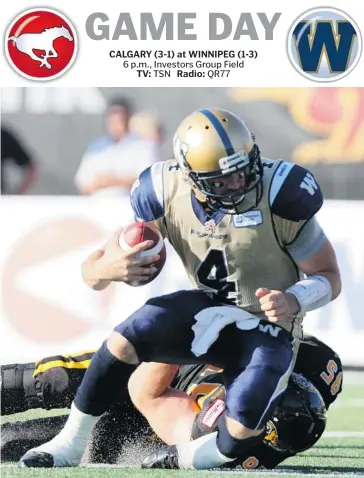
[
  {"left": 130, "top": 161, "right": 165, "bottom": 221},
  {"left": 269, "top": 161, "right": 323, "bottom": 221}
]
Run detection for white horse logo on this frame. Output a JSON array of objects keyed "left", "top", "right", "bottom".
[{"left": 8, "top": 26, "right": 73, "bottom": 70}]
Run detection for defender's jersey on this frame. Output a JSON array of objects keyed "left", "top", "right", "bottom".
[
  {"left": 173, "top": 335, "right": 343, "bottom": 410},
  {"left": 131, "top": 159, "right": 323, "bottom": 338}
]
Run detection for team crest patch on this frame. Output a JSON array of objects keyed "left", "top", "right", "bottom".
[
  {"left": 204, "top": 219, "right": 217, "bottom": 234},
  {"left": 233, "top": 210, "right": 263, "bottom": 227},
  {"left": 264, "top": 420, "right": 279, "bottom": 447}
]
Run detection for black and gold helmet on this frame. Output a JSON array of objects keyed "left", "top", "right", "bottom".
[
  {"left": 191, "top": 371, "right": 326, "bottom": 462},
  {"left": 173, "top": 108, "right": 263, "bottom": 213},
  {"left": 264, "top": 373, "right": 327, "bottom": 455}
]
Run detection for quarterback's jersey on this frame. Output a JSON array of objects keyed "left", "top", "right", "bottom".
[{"left": 130, "top": 159, "right": 323, "bottom": 337}]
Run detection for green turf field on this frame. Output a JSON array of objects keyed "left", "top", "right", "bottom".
[{"left": 1, "top": 373, "right": 364, "bottom": 477}]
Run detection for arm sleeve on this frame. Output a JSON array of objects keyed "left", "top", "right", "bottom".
[{"left": 285, "top": 218, "right": 327, "bottom": 262}]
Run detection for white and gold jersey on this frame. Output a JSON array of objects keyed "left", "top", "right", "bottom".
[{"left": 131, "top": 159, "right": 323, "bottom": 337}]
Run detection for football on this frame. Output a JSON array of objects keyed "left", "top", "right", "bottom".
[{"left": 118, "top": 222, "right": 166, "bottom": 286}]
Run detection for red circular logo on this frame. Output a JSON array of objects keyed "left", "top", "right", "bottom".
[{"left": 5, "top": 8, "right": 77, "bottom": 81}]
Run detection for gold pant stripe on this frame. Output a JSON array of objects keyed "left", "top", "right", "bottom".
[{"left": 34, "top": 359, "right": 92, "bottom": 377}]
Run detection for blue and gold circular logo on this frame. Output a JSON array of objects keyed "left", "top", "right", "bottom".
[{"left": 287, "top": 7, "right": 362, "bottom": 82}]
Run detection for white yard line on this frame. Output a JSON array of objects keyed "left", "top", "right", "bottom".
[{"left": 323, "top": 431, "right": 364, "bottom": 438}]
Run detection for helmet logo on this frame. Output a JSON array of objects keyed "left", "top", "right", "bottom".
[
  {"left": 265, "top": 420, "right": 279, "bottom": 446},
  {"left": 173, "top": 134, "right": 189, "bottom": 168}
]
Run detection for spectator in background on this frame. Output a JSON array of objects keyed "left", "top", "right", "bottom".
[
  {"left": 1, "top": 126, "right": 37, "bottom": 195},
  {"left": 130, "top": 110, "right": 165, "bottom": 162},
  {"left": 130, "top": 110, "right": 165, "bottom": 147},
  {"left": 74, "top": 98, "right": 159, "bottom": 197}
]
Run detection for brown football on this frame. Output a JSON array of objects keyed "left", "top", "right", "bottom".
[{"left": 119, "top": 222, "right": 166, "bottom": 286}]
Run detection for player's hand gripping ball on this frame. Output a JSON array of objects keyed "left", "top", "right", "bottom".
[{"left": 119, "top": 222, "right": 166, "bottom": 286}]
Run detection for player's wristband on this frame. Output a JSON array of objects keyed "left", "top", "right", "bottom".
[{"left": 286, "top": 275, "right": 332, "bottom": 315}]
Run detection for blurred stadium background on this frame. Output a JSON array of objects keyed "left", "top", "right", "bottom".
[
  {"left": 1, "top": 87, "right": 363, "bottom": 475},
  {"left": 2, "top": 87, "right": 364, "bottom": 197}
]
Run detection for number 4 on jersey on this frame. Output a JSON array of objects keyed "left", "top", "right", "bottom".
[{"left": 196, "top": 249, "right": 238, "bottom": 304}]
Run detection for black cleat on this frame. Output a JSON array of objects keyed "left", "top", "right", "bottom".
[
  {"left": 141, "top": 445, "right": 180, "bottom": 469},
  {"left": 18, "top": 450, "right": 54, "bottom": 468}
]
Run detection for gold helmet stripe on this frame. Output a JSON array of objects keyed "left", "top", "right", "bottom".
[{"left": 199, "top": 109, "right": 236, "bottom": 157}]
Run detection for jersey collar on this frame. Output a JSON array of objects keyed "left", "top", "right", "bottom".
[{"left": 191, "top": 192, "right": 226, "bottom": 227}]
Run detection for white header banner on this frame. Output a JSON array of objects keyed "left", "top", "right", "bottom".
[
  {"left": 0, "top": 197, "right": 363, "bottom": 367},
  {"left": 0, "top": 0, "right": 363, "bottom": 86}
]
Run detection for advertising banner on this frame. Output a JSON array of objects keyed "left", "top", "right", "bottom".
[{"left": 1, "top": 197, "right": 363, "bottom": 367}]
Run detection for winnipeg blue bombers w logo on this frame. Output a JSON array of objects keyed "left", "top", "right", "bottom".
[{"left": 287, "top": 8, "right": 362, "bottom": 82}]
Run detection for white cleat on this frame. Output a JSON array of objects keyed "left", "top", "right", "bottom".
[
  {"left": 18, "top": 433, "right": 86, "bottom": 467},
  {"left": 18, "top": 402, "right": 99, "bottom": 468}
]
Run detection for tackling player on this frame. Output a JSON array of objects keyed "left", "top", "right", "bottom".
[
  {"left": 2, "top": 336, "right": 342, "bottom": 469},
  {"left": 19, "top": 109, "right": 341, "bottom": 469}
]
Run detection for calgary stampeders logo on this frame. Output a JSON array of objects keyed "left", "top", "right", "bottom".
[{"left": 5, "top": 8, "right": 78, "bottom": 81}]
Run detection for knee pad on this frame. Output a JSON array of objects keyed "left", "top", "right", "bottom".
[
  {"left": 1, "top": 363, "right": 41, "bottom": 414},
  {"left": 216, "top": 415, "right": 265, "bottom": 459}
]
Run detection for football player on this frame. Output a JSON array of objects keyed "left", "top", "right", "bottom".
[
  {"left": 2, "top": 336, "right": 342, "bottom": 469},
  {"left": 19, "top": 109, "right": 341, "bottom": 469}
]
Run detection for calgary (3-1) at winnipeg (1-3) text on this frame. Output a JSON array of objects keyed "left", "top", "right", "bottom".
[{"left": 109, "top": 49, "right": 257, "bottom": 79}]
